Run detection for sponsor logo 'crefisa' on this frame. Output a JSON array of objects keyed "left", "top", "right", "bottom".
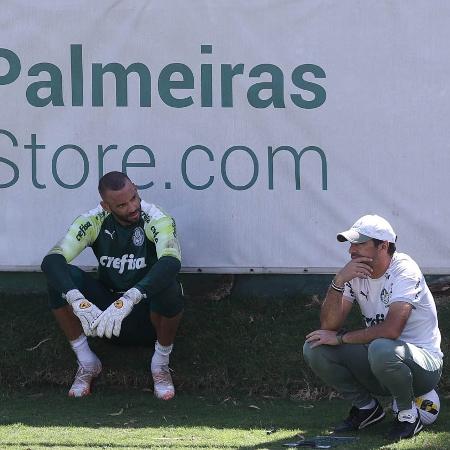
[
  {"left": 99, "top": 254, "right": 146, "bottom": 274},
  {"left": 76, "top": 221, "right": 92, "bottom": 241},
  {"left": 150, "top": 225, "right": 159, "bottom": 243}
]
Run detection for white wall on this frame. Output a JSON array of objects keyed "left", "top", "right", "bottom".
[{"left": 1, "top": 1, "right": 449, "bottom": 273}]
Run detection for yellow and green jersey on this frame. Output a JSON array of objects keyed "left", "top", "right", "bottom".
[{"left": 46, "top": 200, "right": 181, "bottom": 294}]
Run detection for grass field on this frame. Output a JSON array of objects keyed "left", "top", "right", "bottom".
[
  {"left": 1, "top": 288, "right": 450, "bottom": 449},
  {"left": 1, "top": 387, "right": 450, "bottom": 450}
]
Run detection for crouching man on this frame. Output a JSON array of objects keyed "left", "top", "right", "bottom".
[
  {"left": 41, "top": 171, "right": 184, "bottom": 400},
  {"left": 303, "top": 214, "right": 442, "bottom": 441}
]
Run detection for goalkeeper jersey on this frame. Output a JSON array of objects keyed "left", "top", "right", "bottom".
[{"left": 47, "top": 200, "right": 181, "bottom": 293}]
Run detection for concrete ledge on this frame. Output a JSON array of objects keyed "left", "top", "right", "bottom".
[
  {"left": 0, "top": 271, "right": 333, "bottom": 298},
  {"left": 1, "top": 271, "right": 447, "bottom": 300}
]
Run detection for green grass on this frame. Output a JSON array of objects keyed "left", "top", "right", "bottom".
[
  {"left": 0, "top": 293, "right": 332, "bottom": 396},
  {"left": 1, "top": 388, "right": 449, "bottom": 449},
  {"left": 2, "top": 292, "right": 450, "bottom": 397},
  {"left": 2, "top": 290, "right": 450, "bottom": 449}
]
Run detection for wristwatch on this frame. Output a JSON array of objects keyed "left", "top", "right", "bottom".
[{"left": 336, "top": 328, "right": 348, "bottom": 345}]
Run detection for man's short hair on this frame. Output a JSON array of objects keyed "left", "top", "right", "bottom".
[
  {"left": 372, "top": 238, "right": 396, "bottom": 256},
  {"left": 98, "top": 171, "right": 131, "bottom": 197}
]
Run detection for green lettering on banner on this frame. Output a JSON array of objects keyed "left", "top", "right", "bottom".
[
  {"left": 291, "top": 64, "right": 326, "bottom": 109},
  {"left": 158, "top": 63, "right": 194, "bottom": 108},
  {"left": 52, "top": 145, "right": 89, "bottom": 189},
  {"left": 27, "top": 63, "right": 64, "bottom": 107},
  {"left": 98, "top": 144, "right": 118, "bottom": 179},
  {"left": 221, "top": 64, "right": 244, "bottom": 107},
  {"left": 221, "top": 146, "right": 258, "bottom": 190},
  {"left": 122, "top": 145, "right": 155, "bottom": 189},
  {"left": 71, "top": 44, "right": 83, "bottom": 106},
  {"left": 92, "top": 62, "right": 151, "bottom": 106},
  {"left": 0, "top": 45, "right": 327, "bottom": 110},
  {"left": 247, "top": 64, "right": 285, "bottom": 108},
  {"left": 200, "top": 44, "right": 213, "bottom": 107},
  {"left": 0, "top": 129, "right": 19, "bottom": 188},
  {"left": 24, "top": 133, "right": 46, "bottom": 189},
  {"left": 0, "top": 48, "right": 21, "bottom": 85},
  {"left": 182, "top": 145, "right": 214, "bottom": 190},
  {"left": 268, "top": 145, "right": 328, "bottom": 190}
]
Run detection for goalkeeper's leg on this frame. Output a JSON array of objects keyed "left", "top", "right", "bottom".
[
  {"left": 47, "top": 265, "right": 112, "bottom": 397},
  {"left": 149, "top": 281, "right": 184, "bottom": 400}
]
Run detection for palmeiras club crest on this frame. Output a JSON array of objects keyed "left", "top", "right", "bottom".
[
  {"left": 132, "top": 227, "right": 145, "bottom": 246},
  {"left": 380, "top": 287, "right": 391, "bottom": 305}
]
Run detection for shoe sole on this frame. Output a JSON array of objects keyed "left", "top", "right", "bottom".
[{"left": 154, "top": 391, "right": 175, "bottom": 401}]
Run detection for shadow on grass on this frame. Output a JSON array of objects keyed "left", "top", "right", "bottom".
[
  {"left": 1, "top": 292, "right": 327, "bottom": 397},
  {"left": 1, "top": 389, "right": 449, "bottom": 449},
  {"left": 2, "top": 292, "right": 450, "bottom": 449},
  {"left": 2, "top": 292, "right": 450, "bottom": 399}
]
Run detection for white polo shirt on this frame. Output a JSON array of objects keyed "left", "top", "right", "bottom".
[{"left": 343, "top": 252, "right": 443, "bottom": 358}]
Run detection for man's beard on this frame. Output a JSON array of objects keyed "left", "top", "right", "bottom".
[{"left": 113, "top": 206, "right": 141, "bottom": 225}]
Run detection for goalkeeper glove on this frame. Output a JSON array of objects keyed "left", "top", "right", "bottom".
[
  {"left": 93, "top": 287, "right": 143, "bottom": 339},
  {"left": 65, "top": 289, "right": 102, "bottom": 337}
]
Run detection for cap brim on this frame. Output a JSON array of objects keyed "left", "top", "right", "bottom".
[{"left": 337, "top": 230, "right": 371, "bottom": 244}]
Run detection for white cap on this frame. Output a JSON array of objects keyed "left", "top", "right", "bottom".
[{"left": 337, "top": 214, "right": 397, "bottom": 244}]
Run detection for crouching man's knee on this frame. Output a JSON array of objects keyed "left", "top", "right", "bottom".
[
  {"left": 368, "top": 338, "right": 399, "bottom": 374},
  {"left": 303, "top": 340, "right": 329, "bottom": 372}
]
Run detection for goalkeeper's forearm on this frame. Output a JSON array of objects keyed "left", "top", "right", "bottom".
[{"left": 135, "top": 256, "right": 180, "bottom": 297}]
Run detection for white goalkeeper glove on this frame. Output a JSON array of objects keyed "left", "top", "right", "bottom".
[
  {"left": 92, "top": 287, "right": 143, "bottom": 339},
  {"left": 65, "top": 289, "right": 102, "bottom": 337}
]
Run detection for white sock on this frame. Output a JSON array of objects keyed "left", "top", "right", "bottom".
[
  {"left": 70, "top": 334, "right": 99, "bottom": 367},
  {"left": 151, "top": 341, "right": 173, "bottom": 370},
  {"left": 398, "top": 403, "right": 418, "bottom": 423},
  {"left": 360, "top": 399, "right": 376, "bottom": 410}
]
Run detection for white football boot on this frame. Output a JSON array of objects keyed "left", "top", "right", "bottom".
[
  {"left": 152, "top": 365, "right": 175, "bottom": 400},
  {"left": 68, "top": 359, "right": 102, "bottom": 397}
]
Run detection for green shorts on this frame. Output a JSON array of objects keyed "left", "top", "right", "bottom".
[{"left": 47, "top": 265, "right": 184, "bottom": 346}]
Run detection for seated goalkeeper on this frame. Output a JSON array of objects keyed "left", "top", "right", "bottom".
[{"left": 41, "top": 171, "right": 184, "bottom": 400}]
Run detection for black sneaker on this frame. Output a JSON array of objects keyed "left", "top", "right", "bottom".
[
  {"left": 387, "top": 410, "right": 423, "bottom": 441},
  {"left": 334, "top": 399, "right": 385, "bottom": 433}
]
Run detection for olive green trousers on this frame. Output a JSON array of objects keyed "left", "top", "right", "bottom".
[{"left": 303, "top": 338, "right": 442, "bottom": 411}]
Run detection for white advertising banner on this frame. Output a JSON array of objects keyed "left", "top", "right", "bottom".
[{"left": 1, "top": 1, "right": 450, "bottom": 273}]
